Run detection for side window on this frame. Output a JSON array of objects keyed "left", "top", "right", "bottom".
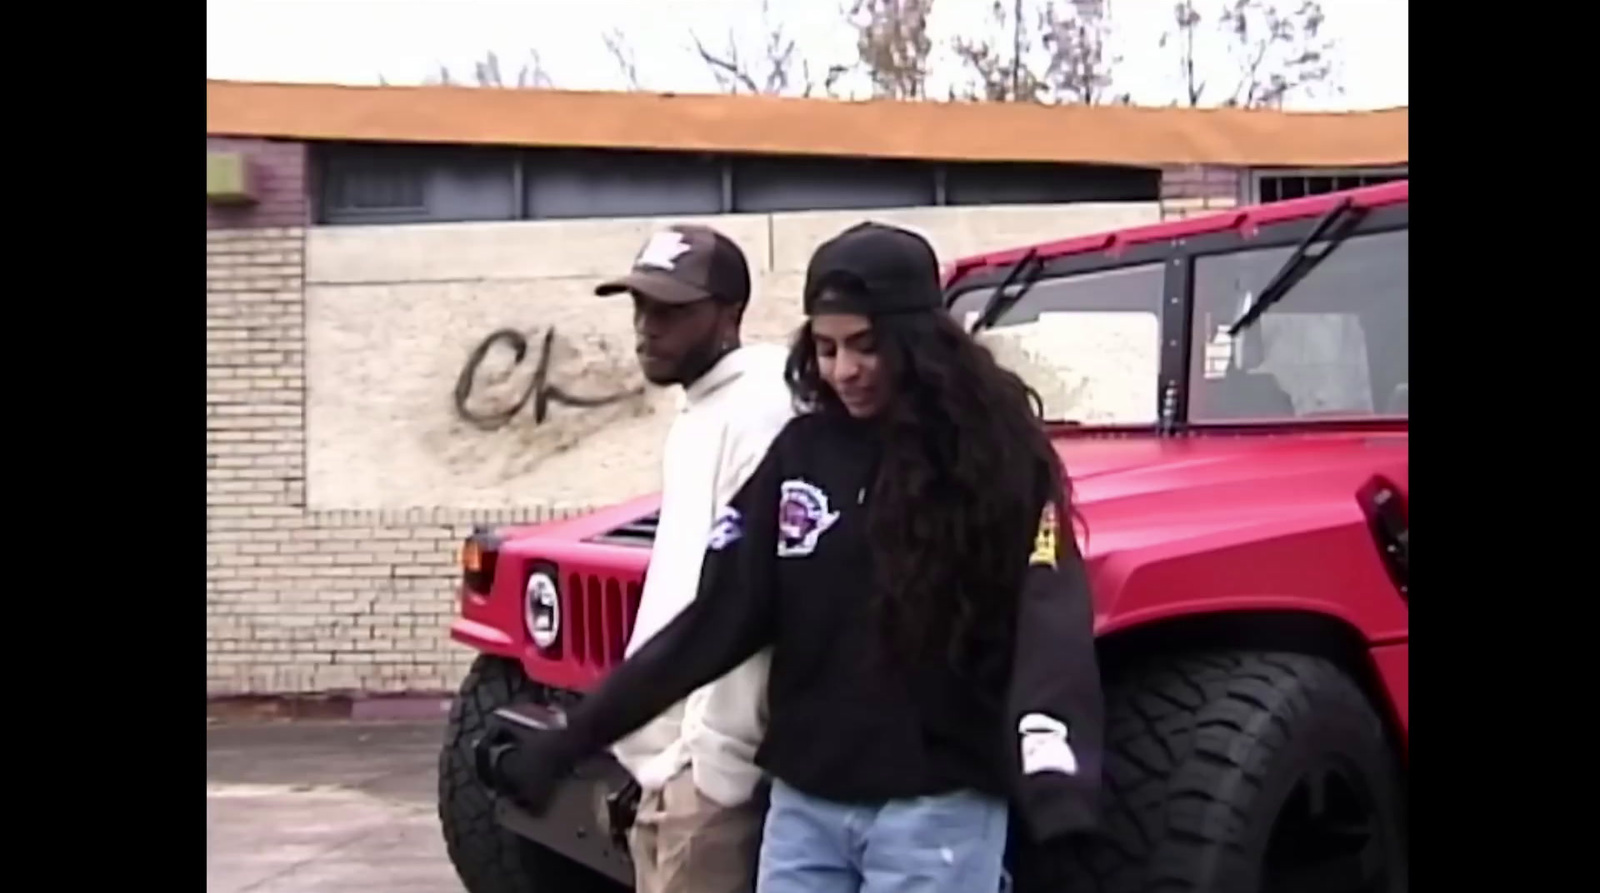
[
  {"left": 318, "top": 145, "right": 518, "bottom": 225},
  {"left": 947, "top": 263, "right": 1166, "bottom": 425},
  {"left": 1188, "top": 227, "right": 1408, "bottom": 422}
]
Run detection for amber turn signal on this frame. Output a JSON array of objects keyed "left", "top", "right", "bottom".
[{"left": 460, "top": 527, "right": 503, "bottom": 595}]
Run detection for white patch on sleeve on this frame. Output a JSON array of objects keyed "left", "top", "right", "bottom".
[
  {"left": 707, "top": 506, "right": 743, "bottom": 551},
  {"left": 1018, "top": 712, "right": 1078, "bottom": 776}
]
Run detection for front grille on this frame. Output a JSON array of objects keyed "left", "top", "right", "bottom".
[{"left": 564, "top": 572, "right": 644, "bottom": 670}]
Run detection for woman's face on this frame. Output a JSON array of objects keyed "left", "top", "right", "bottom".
[{"left": 811, "top": 310, "right": 890, "bottom": 418}]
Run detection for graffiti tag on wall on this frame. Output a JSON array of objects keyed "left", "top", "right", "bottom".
[{"left": 452, "top": 327, "right": 645, "bottom": 432}]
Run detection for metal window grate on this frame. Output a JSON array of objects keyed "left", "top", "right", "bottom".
[
  {"left": 322, "top": 163, "right": 427, "bottom": 215},
  {"left": 310, "top": 141, "right": 1176, "bottom": 225},
  {"left": 1252, "top": 167, "right": 1407, "bottom": 204}
]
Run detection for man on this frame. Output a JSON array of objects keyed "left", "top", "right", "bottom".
[{"left": 593, "top": 223, "right": 794, "bottom": 893}]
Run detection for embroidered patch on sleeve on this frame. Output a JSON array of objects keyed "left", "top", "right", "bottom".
[
  {"left": 1018, "top": 712, "right": 1079, "bottom": 776},
  {"left": 776, "top": 479, "right": 840, "bottom": 558},
  {"left": 1030, "top": 503, "right": 1058, "bottom": 568},
  {"left": 707, "top": 506, "right": 743, "bottom": 551}
]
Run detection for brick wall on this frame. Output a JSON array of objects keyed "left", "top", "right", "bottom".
[
  {"left": 206, "top": 222, "right": 590, "bottom": 694},
  {"left": 1160, "top": 165, "right": 1244, "bottom": 219},
  {"left": 204, "top": 138, "right": 556, "bottom": 696},
  {"left": 206, "top": 138, "right": 311, "bottom": 230}
]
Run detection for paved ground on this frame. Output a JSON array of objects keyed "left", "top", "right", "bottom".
[{"left": 207, "top": 719, "right": 464, "bottom": 893}]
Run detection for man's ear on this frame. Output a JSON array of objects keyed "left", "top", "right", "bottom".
[{"left": 720, "top": 300, "right": 747, "bottom": 335}]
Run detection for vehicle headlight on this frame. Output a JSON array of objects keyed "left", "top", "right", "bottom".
[{"left": 524, "top": 571, "right": 560, "bottom": 650}]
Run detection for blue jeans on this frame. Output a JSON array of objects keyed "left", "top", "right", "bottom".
[{"left": 756, "top": 779, "right": 1010, "bottom": 893}]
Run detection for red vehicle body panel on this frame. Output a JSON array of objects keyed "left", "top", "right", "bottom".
[
  {"left": 452, "top": 494, "right": 655, "bottom": 691},
  {"left": 1053, "top": 429, "right": 1407, "bottom": 641},
  {"left": 451, "top": 180, "right": 1409, "bottom": 739},
  {"left": 452, "top": 431, "right": 1409, "bottom": 685}
]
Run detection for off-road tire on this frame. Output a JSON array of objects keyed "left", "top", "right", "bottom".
[
  {"left": 439, "top": 654, "right": 616, "bottom": 893},
  {"left": 1015, "top": 650, "right": 1406, "bottom": 893}
]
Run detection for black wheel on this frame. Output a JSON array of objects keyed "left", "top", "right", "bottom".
[
  {"left": 439, "top": 654, "right": 623, "bottom": 893},
  {"left": 1014, "top": 650, "right": 1406, "bottom": 893}
]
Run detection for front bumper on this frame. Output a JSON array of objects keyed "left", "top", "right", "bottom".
[
  {"left": 481, "top": 702, "right": 637, "bottom": 886},
  {"left": 493, "top": 754, "right": 636, "bottom": 885}
]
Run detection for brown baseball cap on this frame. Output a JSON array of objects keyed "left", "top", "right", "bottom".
[{"left": 595, "top": 224, "right": 752, "bottom": 305}]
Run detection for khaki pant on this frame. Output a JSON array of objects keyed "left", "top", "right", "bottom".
[{"left": 627, "top": 768, "right": 765, "bottom": 893}]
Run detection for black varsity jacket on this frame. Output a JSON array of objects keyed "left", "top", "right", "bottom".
[{"left": 552, "top": 411, "right": 1105, "bottom": 843}]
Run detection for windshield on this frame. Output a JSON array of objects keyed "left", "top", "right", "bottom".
[
  {"left": 946, "top": 222, "right": 1408, "bottom": 426},
  {"left": 1189, "top": 227, "right": 1407, "bottom": 422},
  {"left": 947, "top": 263, "right": 1164, "bottom": 425}
]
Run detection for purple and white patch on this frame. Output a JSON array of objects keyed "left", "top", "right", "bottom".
[
  {"left": 707, "top": 505, "right": 743, "bottom": 551},
  {"left": 777, "top": 478, "right": 840, "bottom": 557}
]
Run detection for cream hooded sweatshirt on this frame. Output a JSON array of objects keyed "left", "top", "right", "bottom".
[{"left": 609, "top": 342, "right": 796, "bottom": 807}]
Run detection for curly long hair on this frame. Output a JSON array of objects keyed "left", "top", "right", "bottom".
[{"left": 785, "top": 304, "right": 1075, "bottom": 673}]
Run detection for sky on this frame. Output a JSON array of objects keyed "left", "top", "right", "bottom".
[{"left": 205, "top": 0, "right": 1407, "bottom": 111}]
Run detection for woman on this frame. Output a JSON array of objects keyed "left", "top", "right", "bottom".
[{"left": 489, "top": 221, "right": 1105, "bottom": 893}]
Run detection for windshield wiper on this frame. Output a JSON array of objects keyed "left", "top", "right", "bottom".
[
  {"left": 1226, "top": 197, "right": 1367, "bottom": 337},
  {"left": 970, "top": 248, "right": 1044, "bottom": 334}
]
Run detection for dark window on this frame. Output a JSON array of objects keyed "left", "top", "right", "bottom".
[
  {"left": 1187, "top": 227, "right": 1408, "bottom": 422},
  {"left": 311, "top": 143, "right": 1170, "bottom": 224},
  {"left": 944, "top": 162, "right": 1160, "bottom": 205},
  {"left": 1254, "top": 167, "right": 1407, "bottom": 203},
  {"left": 946, "top": 263, "right": 1166, "bottom": 424},
  {"left": 317, "top": 144, "right": 516, "bottom": 224},
  {"left": 325, "top": 162, "right": 424, "bottom": 212},
  {"left": 731, "top": 156, "right": 934, "bottom": 213},
  {"left": 524, "top": 149, "right": 724, "bottom": 219}
]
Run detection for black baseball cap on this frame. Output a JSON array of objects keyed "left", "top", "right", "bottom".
[
  {"left": 803, "top": 221, "right": 943, "bottom": 317},
  {"left": 596, "top": 224, "right": 751, "bottom": 305}
]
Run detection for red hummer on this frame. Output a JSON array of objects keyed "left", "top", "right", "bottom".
[{"left": 438, "top": 181, "right": 1409, "bottom": 893}]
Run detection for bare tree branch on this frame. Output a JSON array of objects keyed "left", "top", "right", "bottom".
[
  {"left": 1160, "top": 1, "right": 1207, "bottom": 106},
  {"left": 474, "top": 51, "right": 503, "bottom": 87},
  {"left": 1040, "top": 0, "right": 1123, "bottom": 104},
  {"left": 515, "top": 50, "right": 554, "bottom": 89},
  {"left": 759, "top": 12, "right": 800, "bottom": 93},
  {"left": 850, "top": 0, "right": 935, "bottom": 100},
  {"left": 953, "top": 0, "right": 1122, "bottom": 104},
  {"left": 422, "top": 62, "right": 455, "bottom": 86},
  {"left": 602, "top": 28, "right": 643, "bottom": 90},
  {"left": 951, "top": 0, "right": 1046, "bottom": 102},
  {"left": 692, "top": 31, "right": 765, "bottom": 94},
  {"left": 413, "top": 50, "right": 553, "bottom": 89},
  {"left": 1164, "top": 0, "right": 1335, "bottom": 108},
  {"left": 687, "top": 0, "right": 832, "bottom": 97}
]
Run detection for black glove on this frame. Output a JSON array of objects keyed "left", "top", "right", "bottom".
[
  {"left": 474, "top": 712, "right": 574, "bottom": 816},
  {"left": 495, "top": 733, "right": 565, "bottom": 814}
]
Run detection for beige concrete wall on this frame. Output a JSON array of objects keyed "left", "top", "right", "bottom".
[
  {"left": 208, "top": 201, "right": 1159, "bottom": 696},
  {"left": 304, "top": 202, "right": 1161, "bottom": 516},
  {"left": 1161, "top": 194, "right": 1240, "bottom": 220},
  {"left": 207, "top": 228, "right": 588, "bottom": 696}
]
